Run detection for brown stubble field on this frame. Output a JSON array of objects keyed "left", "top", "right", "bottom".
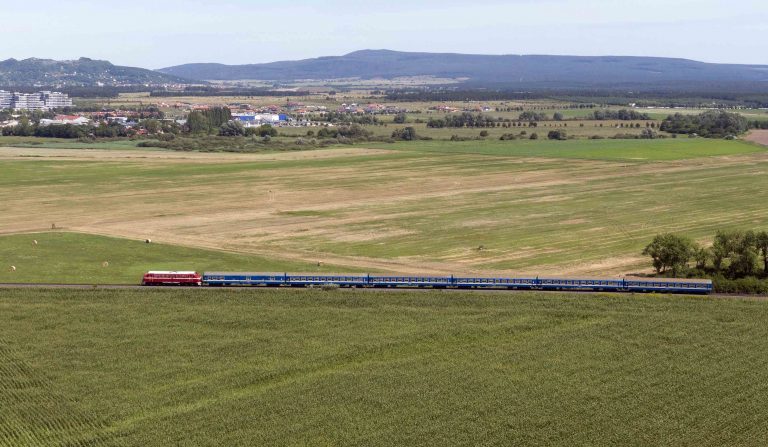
[
  {"left": 2, "top": 141, "right": 768, "bottom": 276},
  {"left": 746, "top": 129, "right": 768, "bottom": 146}
]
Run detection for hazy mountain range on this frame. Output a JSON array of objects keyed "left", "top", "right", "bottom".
[
  {"left": 158, "top": 49, "right": 768, "bottom": 89},
  {"left": 2, "top": 51, "right": 768, "bottom": 90},
  {"left": 0, "top": 57, "right": 190, "bottom": 87}
]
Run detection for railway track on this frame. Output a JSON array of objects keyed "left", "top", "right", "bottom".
[{"left": 0, "top": 283, "right": 765, "bottom": 300}]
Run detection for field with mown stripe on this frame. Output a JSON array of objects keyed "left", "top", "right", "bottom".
[
  {"left": 1, "top": 288, "right": 767, "bottom": 446},
  {"left": 1, "top": 138, "right": 766, "bottom": 277}
]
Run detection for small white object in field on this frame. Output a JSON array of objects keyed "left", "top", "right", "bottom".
[
  {"left": 145, "top": 239, "right": 152, "bottom": 244},
  {"left": 317, "top": 261, "right": 324, "bottom": 266},
  {"left": 102, "top": 261, "right": 109, "bottom": 268},
  {"left": 9, "top": 266, "right": 16, "bottom": 272},
  {"left": 32, "top": 240, "right": 38, "bottom": 245}
]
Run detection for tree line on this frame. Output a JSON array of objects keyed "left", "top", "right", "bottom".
[
  {"left": 659, "top": 111, "right": 749, "bottom": 137},
  {"left": 586, "top": 109, "right": 651, "bottom": 120},
  {"left": 426, "top": 112, "right": 501, "bottom": 128},
  {"left": 644, "top": 230, "right": 768, "bottom": 279}
]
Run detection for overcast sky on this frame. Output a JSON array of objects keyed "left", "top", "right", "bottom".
[{"left": 1, "top": 0, "right": 765, "bottom": 68}]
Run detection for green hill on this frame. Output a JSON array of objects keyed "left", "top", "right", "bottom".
[{"left": 0, "top": 57, "right": 194, "bottom": 87}]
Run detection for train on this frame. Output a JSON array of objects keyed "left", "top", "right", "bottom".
[{"left": 141, "top": 271, "right": 713, "bottom": 294}]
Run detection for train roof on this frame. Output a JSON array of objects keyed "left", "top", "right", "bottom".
[
  {"left": 146, "top": 271, "right": 198, "bottom": 275},
  {"left": 204, "top": 272, "right": 289, "bottom": 276}
]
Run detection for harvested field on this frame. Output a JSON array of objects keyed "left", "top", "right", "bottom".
[
  {"left": 1, "top": 139, "right": 766, "bottom": 276},
  {"left": 746, "top": 130, "right": 768, "bottom": 146},
  {"left": 0, "top": 146, "right": 393, "bottom": 163}
]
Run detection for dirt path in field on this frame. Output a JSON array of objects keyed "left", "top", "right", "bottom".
[
  {"left": 745, "top": 130, "right": 768, "bottom": 147},
  {"left": 0, "top": 146, "right": 395, "bottom": 163}
]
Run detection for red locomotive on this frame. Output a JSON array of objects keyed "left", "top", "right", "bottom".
[{"left": 141, "top": 271, "right": 202, "bottom": 286}]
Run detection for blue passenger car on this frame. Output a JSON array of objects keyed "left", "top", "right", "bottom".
[
  {"left": 203, "top": 272, "right": 287, "bottom": 286},
  {"left": 200, "top": 272, "right": 713, "bottom": 294},
  {"left": 285, "top": 274, "right": 369, "bottom": 287},
  {"left": 367, "top": 275, "right": 453, "bottom": 288},
  {"left": 624, "top": 279, "right": 712, "bottom": 294}
]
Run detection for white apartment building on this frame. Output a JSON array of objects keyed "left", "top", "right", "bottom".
[
  {"left": 41, "top": 91, "right": 73, "bottom": 108},
  {"left": 0, "top": 90, "right": 73, "bottom": 110},
  {"left": 0, "top": 90, "right": 12, "bottom": 109},
  {"left": 11, "top": 93, "right": 46, "bottom": 110}
]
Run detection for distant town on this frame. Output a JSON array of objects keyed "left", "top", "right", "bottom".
[{"left": 0, "top": 93, "right": 414, "bottom": 132}]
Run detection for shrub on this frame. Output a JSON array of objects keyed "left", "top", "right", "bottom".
[
  {"left": 713, "top": 276, "right": 768, "bottom": 294},
  {"left": 547, "top": 130, "right": 567, "bottom": 140},
  {"left": 391, "top": 126, "right": 418, "bottom": 141}
]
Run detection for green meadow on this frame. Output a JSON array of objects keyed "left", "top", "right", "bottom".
[
  {"left": 374, "top": 137, "right": 764, "bottom": 161},
  {"left": 0, "top": 232, "right": 347, "bottom": 284},
  {"left": 1, "top": 288, "right": 767, "bottom": 446}
]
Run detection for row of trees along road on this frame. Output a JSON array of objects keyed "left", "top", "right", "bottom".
[{"left": 643, "top": 230, "right": 768, "bottom": 279}]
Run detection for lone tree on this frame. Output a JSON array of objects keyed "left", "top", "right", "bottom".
[
  {"left": 391, "top": 126, "right": 418, "bottom": 141},
  {"left": 729, "top": 230, "right": 759, "bottom": 278},
  {"left": 643, "top": 233, "right": 697, "bottom": 277},
  {"left": 143, "top": 119, "right": 161, "bottom": 134},
  {"left": 186, "top": 111, "right": 210, "bottom": 134},
  {"left": 711, "top": 230, "right": 757, "bottom": 277}
]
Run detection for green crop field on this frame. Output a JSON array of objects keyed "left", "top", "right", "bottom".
[
  {"left": 0, "top": 136, "right": 146, "bottom": 150},
  {"left": 373, "top": 137, "right": 764, "bottom": 161},
  {"left": 1, "top": 288, "right": 767, "bottom": 446},
  {"left": 0, "top": 232, "right": 351, "bottom": 284}
]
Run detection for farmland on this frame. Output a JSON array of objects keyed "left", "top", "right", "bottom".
[
  {"left": 0, "top": 232, "right": 347, "bottom": 284},
  {"left": 1, "top": 137, "right": 767, "bottom": 279},
  {"left": 1, "top": 287, "right": 768, "bottom": 446}
]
